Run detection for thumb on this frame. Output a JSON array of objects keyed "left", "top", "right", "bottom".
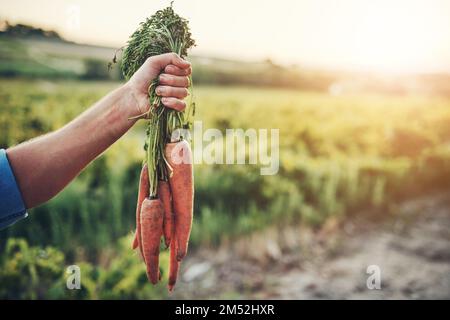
[{"left": 151, "top": 53, "right": 190, "bottom": 70}]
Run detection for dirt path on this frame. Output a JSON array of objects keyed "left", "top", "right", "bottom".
[{"left": 171, "top": 192, "right": 450, "bottom": 299}]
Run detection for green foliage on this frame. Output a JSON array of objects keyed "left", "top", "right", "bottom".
[
  {"left": 0, "top": 237, "right": 168, "bottom": 299},
  {"left": 82, "top": 59, "right": 110, "bottom": 80},
  {"left": 0, "top": 238, "right": 64, "bottom": 299},
  {"left": 0, "top": 37, "right": 81, "bottom": 79},
  {"left": 2, "top": 79, "right": 450, "bottom": 298},
  {"left": 121, "top": 5, "right": 195, "bottom": 79},
  {"left": 0, "top": 37, "right": 122, "bottom": 80}
]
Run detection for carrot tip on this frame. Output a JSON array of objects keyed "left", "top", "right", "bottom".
[
  {"left": 146, "top": 272, "right": 160, "bottom": 284},
  {"left": 147, "top": 272, "right": 159, "bottom": 285},
  {"left": 176, "top": 251, "right": 186, "bottom": 262},
  {"left": 131, "top": 235, "right": 139, "bottom": 250},
  {"left": 168, "top": 285, "right": 175, "bottom": 292}
]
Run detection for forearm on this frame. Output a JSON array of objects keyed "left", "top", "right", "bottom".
[{"left": 7, "top": 84, "right": 139, "bottom": 208}]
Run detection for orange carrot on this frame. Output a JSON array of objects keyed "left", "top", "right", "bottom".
[
  {"left": 168, "top": 239, "right": 180, "bottom": 292},
  {"left": 158, "top": 180, "right": 173, "bottom": 248},
  {"left": 132, "top": 233, "right": 138, "bottom": 250},
  {"left": 158, "top": 178, "right": 180, "bottom": 291},
  {"left": 133, "top": 164, "right": 149, "bottom": 260},
  {"left": 162, "top": 179, "right": 180, "bottom": 291},
  {"left": 165, "top": 140, "right": 194, "bottom": 261},
  {"left": 140, "top": 198, "right": 164, "bottom": 284}
]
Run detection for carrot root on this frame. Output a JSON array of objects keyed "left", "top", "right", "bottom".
[
  {"left": 140, "top": 198, "right": 164, "bottom": 284},
  {"left": 165, "top": 140, "right": 194, "bottom": 262},
  {"left": 168, "top": 239, "right": 180, "bottom": 292},
  {"left": 131, "top": 232, "right": 138, "bottom": 250},
  {"left": 158, "top": 180, "right": 173, "bottom": 248},
  {"left": 134, "top": 164, "right": 149, "bottom": 261}
]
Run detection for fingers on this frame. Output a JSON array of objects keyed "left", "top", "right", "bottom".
[
  {"left": 148, "top": 53, "right": 192, "bottom": 112},
  {"left": 164, "top": 64, "right": 192, "bottom": 77},
  {"left": 157, "top": 71, "right": 190, "bottom": 111},
  {"left": 150, "top": 52, "right": 191, "bottom": 71},
  {"left": 159, "top": 74, "right": 189, "bottom": 87},
  {"left": 156, "top": 86, "right": 189, "bottom": 99},
  {"left": 161, "top": 97, "right": 186, "bottom": 111}
]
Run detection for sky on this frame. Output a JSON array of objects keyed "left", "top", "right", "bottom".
[{"left": 1, "top": 0, "right": 450, "bottom": 73}]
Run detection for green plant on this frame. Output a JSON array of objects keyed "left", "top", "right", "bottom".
[
  {"left": 120, "top": 4, "right": 196, "bottom": 197},
  {"left": 0, "top": 238, "right": 65, "bottom": 299}
]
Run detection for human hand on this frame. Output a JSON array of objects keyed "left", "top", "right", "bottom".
[
  {"left": 125, "top": 53, "right": 192, "bottom": 118},
  {"left": 6, "top": 54, "right": 191, "bottom": 209}
]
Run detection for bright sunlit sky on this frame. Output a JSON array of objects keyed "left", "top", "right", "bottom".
[{"left": 1, "top": 0, "right": 450, "bottom": 73}]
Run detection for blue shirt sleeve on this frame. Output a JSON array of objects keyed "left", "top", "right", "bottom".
[{"left": 0, "top": 149, "right": 28, "bottom": 229}]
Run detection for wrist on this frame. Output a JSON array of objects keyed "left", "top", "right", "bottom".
[
  {"left": 102, "top": 84, "right": 140, "bottom": 141},
  {"left": 121, "top": 82, "right": 149, "bottom": 121},
  {"left": 120, "top": 83, "right": 139, "bottom": 120}
]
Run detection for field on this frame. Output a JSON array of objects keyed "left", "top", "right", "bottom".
[{"left": 1, "top": 76, "right": 450, "bottom": 299}]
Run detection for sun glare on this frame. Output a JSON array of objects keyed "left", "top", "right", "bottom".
[
  {"left": 347, "top": 1, "right": 446, "bottom": 73},
  {"left": 1, "top": 0, "right": 449, "bottom": 73}
]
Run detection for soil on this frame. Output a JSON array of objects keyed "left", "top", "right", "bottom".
[{"left": 171, "top": 192, "right": 450, "bottom": 299}]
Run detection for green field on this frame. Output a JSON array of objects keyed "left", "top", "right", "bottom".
[{"left": 1, "top": 78, "right": 450, "bottom": 299}]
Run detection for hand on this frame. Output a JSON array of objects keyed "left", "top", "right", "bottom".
[
  {"left": 125, "top": 52, "right": 192, "bottom": 118},
  {"left": 7, "top": 53, "right": 192, "bottom": 209}
]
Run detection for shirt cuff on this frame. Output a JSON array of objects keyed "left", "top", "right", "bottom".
[{"left": 0, "top": 149, "right": 28, "bottom": 230}]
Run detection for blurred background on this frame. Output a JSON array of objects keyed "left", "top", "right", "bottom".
[{"left": 0, "top": 0, "right": 449, "bottom": 299}]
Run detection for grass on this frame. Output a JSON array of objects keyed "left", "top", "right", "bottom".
[{"left": 1, "top": 78, "right": 450, "bottom": 298}]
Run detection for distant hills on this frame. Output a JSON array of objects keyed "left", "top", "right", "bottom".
[
  {"left": 1, "top": 21, "right": 450, "bottom": 96},
  {"left": 0, "top": 21, "right": 64, "bottom": 41}
]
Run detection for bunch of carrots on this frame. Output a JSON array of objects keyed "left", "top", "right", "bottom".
[
  {"left": 118, "top": 4, "right": 196, "bottom": 291},
  {"left": 132, "top": 140, "right": 193, "bottom": 291}
]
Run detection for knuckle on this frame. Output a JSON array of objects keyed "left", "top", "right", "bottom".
[
  {"left": 163, "top": 75, "right": 173, "bottom": 85},
  {"left": 146, "top": 56, "right": 156, "bottom": 64},
  {"left": 169, "top": 88, "right": 177, "bottom": 96},
  {"left": 156, "top": 86, "right": 165, "bottom": 95}
]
